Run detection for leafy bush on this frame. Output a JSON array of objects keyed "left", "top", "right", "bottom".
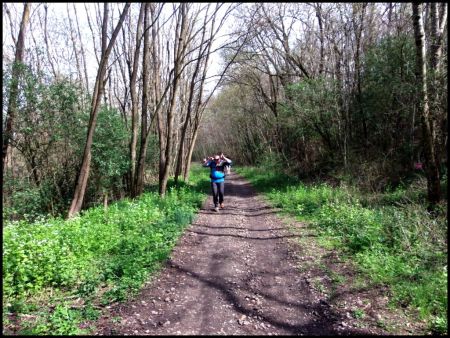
[
  {"left": 2, "top": 182, "right": 44, "bottom": 222},
  {"left": 237, "top": 166, "right": 447, "bottom": 334},
  {"left": 89, "top": 106, "right": 130, "bottom": 199},
  {"left": 3, "top": 165, "right": 208, "bottom": 334}
]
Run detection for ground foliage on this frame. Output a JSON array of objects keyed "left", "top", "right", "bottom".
[
  {"left": 2, "top": 166, "right": 209, "bottom": 335},
  {"left": 236, "top": 165, "right": 447, "bottom": 335}
]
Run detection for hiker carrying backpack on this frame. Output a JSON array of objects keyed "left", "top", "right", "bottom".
[{"left": 202, "top": 153, "right": 233, "bottom": 212}]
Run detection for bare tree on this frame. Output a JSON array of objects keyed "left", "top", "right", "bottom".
[
  {"left": 315, "top": 3, "right": 325, "bottom": 76},
  {"left": 157, "top": 3, "right": 190, "bottom": 196},
  {"left": 134, "top": 3, "right": 154, "bottom": 197},
  {"left": 39, "top": 4, "right": 58, "bottom": 77},
  {"left": 412, "top": 2, "right": 441, "bottom": 206},
  {"left": 3, "top": 3, "right": 31, "bottom": 173},
  {"left": 67, "top": 4, "right": 83, "bottom": 88},
  {"left": 173, "top": 4, "right": 212, "bottom": 185},
  {"left": 128, "top": 3, "right": 145, "bottom": 197},
  {"left": 429, "top": 3, "right": 447, "bottom": 71},
  {"left": 68, "top": 3, "right": 131, "bottom": 218},
  {"left": 134, "top": 3, "right": 166, "bottom": 196},
  {"left": 73, "top": 3, "right": 90, "bottom": 93},
  {"left": 183, "top": 5, "right": 251, "bottom": 180}
]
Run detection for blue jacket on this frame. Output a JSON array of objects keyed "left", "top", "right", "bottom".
[{"left": 203, "top": 160, "right": 231, "bottom": 183}]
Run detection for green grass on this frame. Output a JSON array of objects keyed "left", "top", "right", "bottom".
[
  {"left": 2, "top": 164, "right": 209, "bottom": 335},
  {"left": 236, "top": 166, "right": 447, "bottom": 335}
]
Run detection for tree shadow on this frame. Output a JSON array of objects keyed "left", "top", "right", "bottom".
[
  {"left": 199, "top": 210, "right": 280, "bottom": 217},
  {"left": 164, "top": 259, "right": 368, "bottom": 335},
  {"left": 186, "top": 228, "right": 301, "bottom": 241},
  {"left": 192, "top": 224, "right": 286, "bottom": 232}
]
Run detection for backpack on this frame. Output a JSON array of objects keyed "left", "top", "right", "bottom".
[
  {"left": 208, "top": 160, "right": 231, "bottom": 179},
  {"left": 210, "top": 170, "right": 225, "bottom": 180}
]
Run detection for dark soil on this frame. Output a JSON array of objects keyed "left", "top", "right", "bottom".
[{"left": 94, "top": 172, "right": 428, "bottom": 335}]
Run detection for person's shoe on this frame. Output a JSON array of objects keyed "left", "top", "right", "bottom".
[
  {"left": 220, "top": 203, "right": 224, "bottom": 209},
  {"left": 214, "top": 206, "right": 219, "bottom": 212}
]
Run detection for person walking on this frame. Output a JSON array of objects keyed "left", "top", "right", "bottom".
[{"left": 202, "top": 153, "right": 232, "bottom": 212}]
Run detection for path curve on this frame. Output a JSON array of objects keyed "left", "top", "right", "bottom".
[{"left": 95, "top": 172, "right": 371, "bottom": 335}]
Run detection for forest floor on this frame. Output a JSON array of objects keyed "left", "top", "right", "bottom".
[{"left": 93, "top": 172, "right": 427, "bottom": 335}]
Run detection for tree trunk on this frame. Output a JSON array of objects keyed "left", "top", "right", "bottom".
[
  {"left": 174, "top": 9, "right": 210, "bottom": 185},
  {"left": 73, "top": 3, "right": 90, "bottom": 93},
  {"left": 129, "top": 4, "right": 145, "bottom": 197},
  {"left": 134, "top": 3, "right": 152, "bottom": 197},
  {"left": 67, "top": 5, "right": 83, "bottom": 87},
  {"left": 136, "top": 4, "right": 173, "bottom": 196},
  {"left": 3, "top": 3, "right": 31, "bottom": 175},
  {"left": 68, "top": 3, "right": 131, "bottom": 218},
  {"left": 40, "top": 4, "right": 59, "bottom": 78},
  {"left": 412, "top": 2, "right": 440, "bottom": 207},
  {"left": 159, "top": 4, "right": 189, "bottom": 196},
  {"left": 183, "top": 122, "right": 200, "bottom": 181},
  {"left": 315, "top": 4, "right": 325, "bottom": 76},
  {"left": 103, "top": 191, "right": 108, "bottom": 211},
  {"left": 352, "top": 3, "right": 368, "bottom": 147},
  {"left": 183, "top": 9, "right": 248, "bottom": 180}
]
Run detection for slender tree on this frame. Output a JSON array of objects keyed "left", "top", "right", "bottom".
[
  {"left": 73, "top": 3, "right": 90, "bottom": 93},
  {"left": 129, "top": 3, "right": 145, "bottom": 197},
  {"left": 174, "top": 4, "right": 211, "bottom": 185},
  {"left": 3, "top": 3, "right": 31, "bottom": 173},
  {"left": 158, "top": 3, "right": 190, "bottom": 196},
  {"left": 68, "top": 3, "right": 131, "bottom": 218},
  {"left": 134, "top": 3, "right": 168, "bottom": 196},
  {"left": 412, "top": 2, "right": 440, "bottom": 206}
]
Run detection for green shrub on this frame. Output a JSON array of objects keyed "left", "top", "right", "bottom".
[
  {"left": 237, "top": 166, "right": 447, "bottom": 334},
  {"left": 2, "top": 165, "right": 208, "bottom": 334},
  {"left": 317, "top": 202, "right": 383, "bottom": 253}
]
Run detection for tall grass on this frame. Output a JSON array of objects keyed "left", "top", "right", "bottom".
[
  {"left": 237, "top": 166, "right": 447, "bottom": 334},
  {"left": 2, "top": 164, "right": 209, "bottom": 335}
]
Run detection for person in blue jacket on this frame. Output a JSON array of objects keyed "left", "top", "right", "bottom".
[{"left": 202, "top": 153, "right": 232, "bottom": 212}]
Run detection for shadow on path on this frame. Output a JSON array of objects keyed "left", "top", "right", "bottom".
[
  {"left": 95, "top": 171, "right": 381, "bottom": 336},
  {"left": 165, "top": 260, "right": 352, "bottom": 335}
]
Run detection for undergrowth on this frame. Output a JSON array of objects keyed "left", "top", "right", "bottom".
[
  {"left": 2, "top": 164, "right": 209, "bottom": 335},
  {"left": 236, "top": 166, "right": 447, "bottom": 335}
]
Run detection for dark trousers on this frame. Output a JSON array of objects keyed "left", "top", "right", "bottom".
[{"left": 211, "top": 181, "right": 225, "bottom": 206}]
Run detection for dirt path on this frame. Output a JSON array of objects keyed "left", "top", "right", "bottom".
[{"left": 94, "top": 172, "right": 422, "bottom": 335}]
